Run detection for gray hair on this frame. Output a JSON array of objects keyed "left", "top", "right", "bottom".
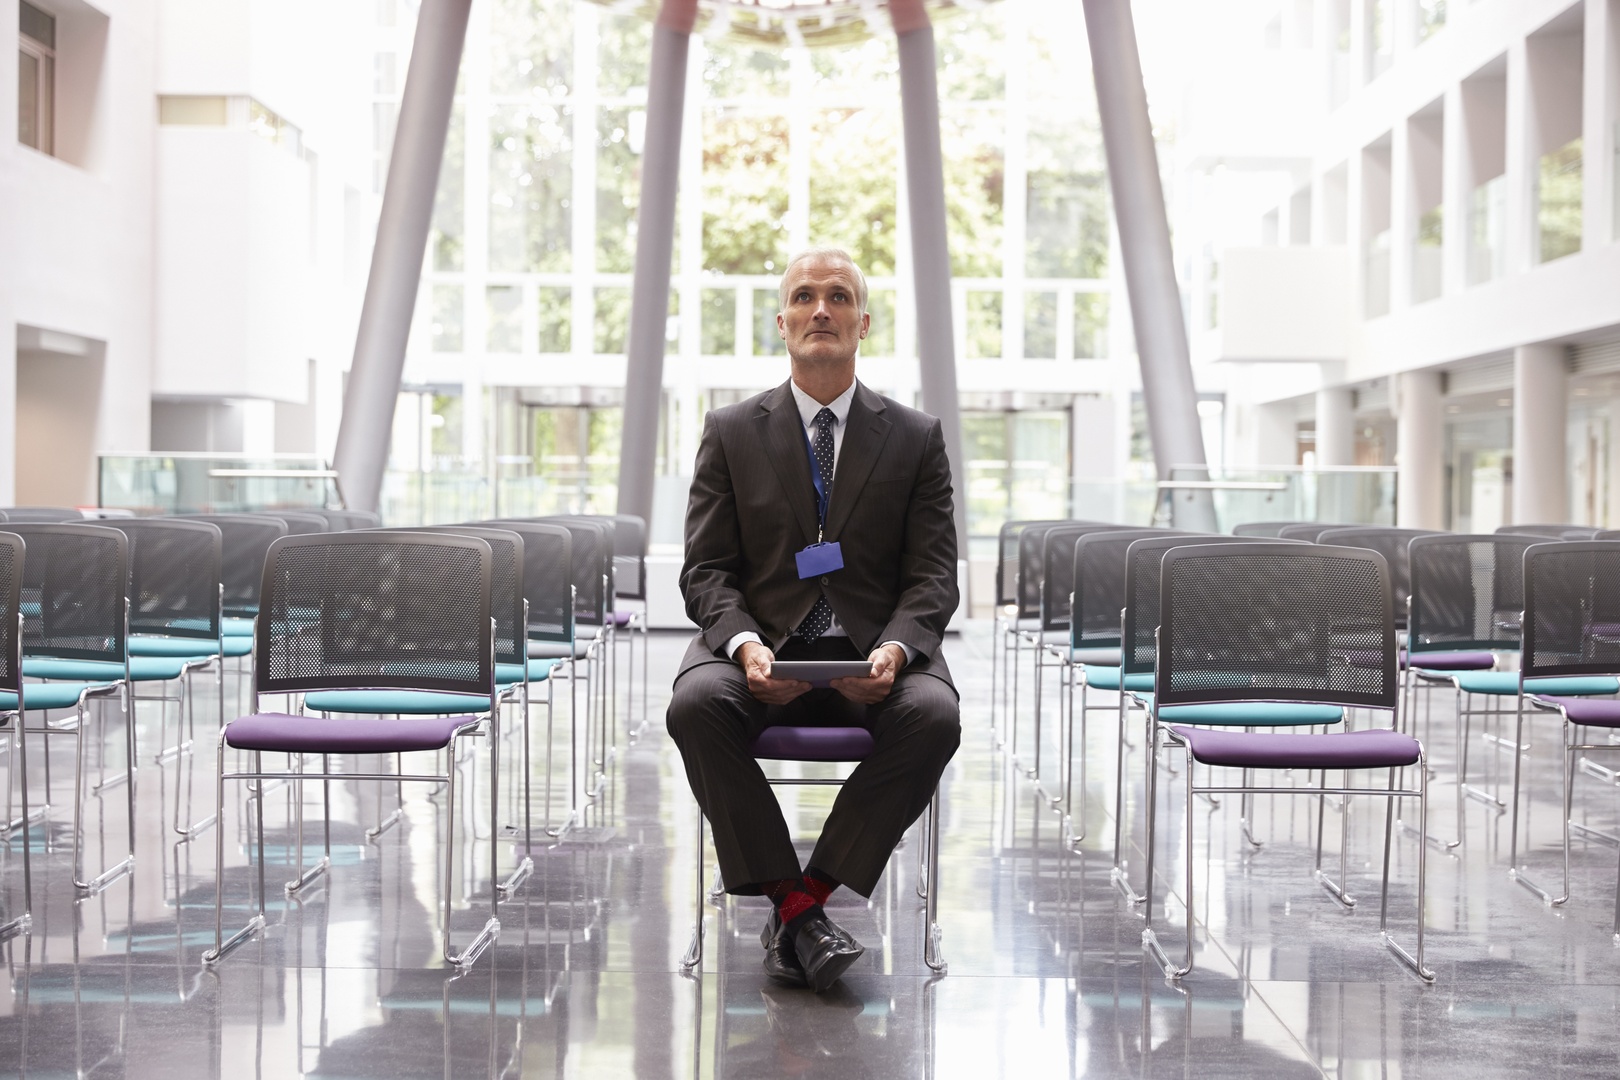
[{"left": 777, "top": 247, "right": 869, "bottom": 314}]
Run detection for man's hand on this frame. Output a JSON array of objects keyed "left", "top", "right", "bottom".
[
  {"left": 738, "top": 641, "right": 811, "bottom": 705},
  {"left": 831, "top": 643, "right": 906, "bottom": 705}
]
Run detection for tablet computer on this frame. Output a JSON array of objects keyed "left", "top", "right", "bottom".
[{"left": 768, "top": 660, "right": 874, "bottom": 687}]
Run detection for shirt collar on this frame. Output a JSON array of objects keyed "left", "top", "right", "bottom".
[{"left": 789, "top": 378, "right": 857, "bottom": 430}]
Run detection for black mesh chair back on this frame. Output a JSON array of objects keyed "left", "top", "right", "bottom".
[
  {"left": 313, "top": 509, "right": 384, "bottom": 532},
  {"left": 1316, "top": 527, "right": 1439, "bottom": 627},
  {"left": 608, "top": 514, "right": 647, "bottom": 601},
  {"left": 181, "top": 514, "right": 287, "bottom": 616},
  {"left": 0, "top": 507, "right": 83, "bottom": 523},
  {"left": 1156, "top": 543, "right": 1396, "bottom": 709},
  {"left": 1277, "top": 522, "right": 1352, "bottom": 542},
  {"left": 996, "top": 521, "right": 1056, "bottom": 609},
  {"left": 525, "top": 517, "right": 610, "bottom": 629},
  {"left": 1017, "top": 521, "right": 1115, "bottom": 622},
  {"left": 1071, "top": 529, "right": 1189, "bottom": 651},
  {"left": 6, "top": 524, "right": 128, "bottom": 662},
  {"left": 1122, "top": 534, "right": 1302, "bottom": 677},
  {"left": 1408, "top": 533, "right": 1540, "bottom": 653},
  {"left": 1596, "top": 530, "right": 1620, "bottom": 542},
  {"left": 1522, "top": 541, "right": 1620, "bottom": 679},
  {"left": 254, "top": 533, "right": 494, "bottom": 696},
  {"left": 1232, "top": 521, "right": 1294, "bottom": 537},
  {"left": 1037, "top": 524, "right": 1140, "bottom": 633},
  {"left": 1562, "top": 528, "right": 1604, "bottom": 540},
  {"left": 254, "top": 511, "right": 330, "bottom": 536},
  {"left": 475, "top": 521, "right": 574, "bottom": 644},
  {"left": 0, "top": 531, "right": 22, "bottom": 698},
  {"left": 383, "top": 526, "right": 525, "bottom": 667},
  {"left": 102, "top": 519, "right": 223, "bottom": 645},
  {"left": 1496, "top": 523, "right": 1585, "bottom": 540}
]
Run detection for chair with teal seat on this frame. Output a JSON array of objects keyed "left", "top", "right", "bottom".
[
  {"left": 990, "top": 520, "right": 1062, "bottom": 747},
  {"left": 475, "top": 520, "right": 579, "bottom": 836},
  {"left": 1110, "top": 532, "right": 1318, "bottom": 901},
  {"left": 202, "top": 530, "right": 505, "bottom": 970},
  {"left": 1406, "top": 533, "right": 1569, "bottom": 846},
  {"left": 3, "top": 523, "right": 134, "bottom": 896},
  {"left": 0, "top": 529, "right": 33, "bottom": 938},
  {"left": 1508, "top": 541, "right": 1620, "bottom": 917},
  {"left": 606, "top": 513, "right": 649, "bottom": 743},
  {"left": 1142, "top": 543, "right": 1432, "bottom": 983}
]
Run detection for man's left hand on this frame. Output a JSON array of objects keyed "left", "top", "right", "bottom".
[{"left": 830, "top": 643, "right": 906, "bottom": 705}]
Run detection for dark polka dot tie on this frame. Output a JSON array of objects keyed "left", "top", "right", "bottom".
[{"left": 794, "top": 407, "right": 838, "bottom": 641}]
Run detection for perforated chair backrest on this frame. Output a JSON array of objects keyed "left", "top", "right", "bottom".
[
  {"left": 609, "top": 513, "right": 647, "bottom": 600},
  {"left": 1122, "top": 534, "right": 1303, "bottom": 677},
  {"left": 1496, "top": 523, "right": 1583, "bottom": 539},
  {"left": 1277, "top": 522, "right": 1351, "bottom": 542},
  {"left": 1232, "top": 521, "right": 1294, "bottom": 538},
  {"left": 380, "top": 527, "right": 525, "bottom": 666},
  {"left": 1316, "top": 527, "right": 1439, "bottom": 626},
  {"left": 1071, "top": 529, "right": 1190, "bottom": 650},
  {"left": 1015, "top": 521, "right": 1115, "bottom": 621},
  {"left": 102, "top": 519, "right": 223, "bottom": 644},
  {"left": 6, "top": 523, "right": 128, "bottom": 662},
  {"left": 1156, "top": 543, "right": 1396, "bottom": 709},
  {"left": 996, "top": 521, "right": 1045, "bottom": 609},
  {"left": 1563, "top": 528, "right": 1603, "bottom": 540},
  {"left": 1522, "top": 541, "right": 1620, "bottom": 680},
  {"left": 314, "top": 509, "right": 384, "bottom": 532},
  {"left": 473, "top": 521, "right": 573, "bottom": 644},
  {"left": 255, "top": 511, "right": 330, "bottom": 536},
  {"left": 1036, "top": 524, "right": 1140, "bottom": 632},
  {"left": 254, "top": 532, "right": 494, "bottom": 697},
  {"left": 180, "top": 514, "right": 287, "bottom": 616},
  {"left": 0, "top": 507, "right": 82, "bottom": 523},
  {"left": 1596, "top": 530, "right": 1620, "bottom": 542},
  {"left": 531, "top": 517, "right": 611, "bottom": 627},
  {"left": 0, "top": 531, "right": 22, "bottom": 697},
  {"left": 1408, "top": 533, "right": 1540, "bottom": 653}
]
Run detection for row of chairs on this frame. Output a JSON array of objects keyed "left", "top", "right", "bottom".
[
  {"left": 0, "top": 506, "right": 649, "bottom": 971},
  {"left": 990, "top": 516, "right": 1620, "bottom": 980}
]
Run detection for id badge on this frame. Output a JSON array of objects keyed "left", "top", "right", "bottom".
[{"left": 795, "top": 541, "right": 844, "bottom": 580}]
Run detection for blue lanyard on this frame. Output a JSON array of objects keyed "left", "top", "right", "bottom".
[{"left": 802, "top": 422, "right": 830, "bottom": 543}]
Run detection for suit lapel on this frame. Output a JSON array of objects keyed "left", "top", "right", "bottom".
[
  {"left": 825, "top": 382, "right": 891, "bottom": 541},
  {"left": 759, "top": 381, "right": 820, "bottom": 546}
]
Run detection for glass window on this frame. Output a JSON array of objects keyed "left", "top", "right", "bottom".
[
  {"left": 754, "top": 289, "right": 785, "bottom": 356},
  {"left": 489, "top": 104, "right": 573, "bottom": 273},
  {"left": 595, "top": 287, "right": 631, "bottom": 354},
  {"left": 809, "top": 108, "right": 899, "bottom": 277},
  {"left": 1536, "top": 137, "right": 1583, "bottom": 264},
  {"left": 942, "top": 113, "right": 1004, "bottom": 277},
  {"left": 703, "top": 109, "right": 790, "bottom": 274},
  {"left": 1024, "top": 292, "right": 1057, "bottom": 359},
  {"left": 431, "top": 106, "right": 465, "bottom": 271},
  {"left": 1027, "top": 113, "right": 1108, "bottom": 279},
  {"left": 810, "top": 35, "right": 896, "bottom": 99},
  {"left": 702, "top": 288, "right": 736, "bottom": 355},
  {"left": 965, "top": 291, "right": 1001, "bottom": 359},
  {"left": 432, "top": 285, "right": 464, "bottom": 352},
  {"left": 703, "top": 38, "right": 789, "bottom": 99},
  {"left": 597, "top": 107, "right": 677, "bottom": 274},
  {"left": 490, "top": 0, "right": 571, "bottom": 97},
  {"left": 864, "top": 291, "right": 896, "bottom": 358},
  {"left": 1074, "top": 292, "right": 1109, "bottom": 359},
  {"left": 536, "top": 286, "right": 570, "bottom": 353},
  {"left": 487, "top": 285, "right": 522, "bottom": 353},
  {"left": 17, "top": 1, "right": 54, "bottom": 156},
  {"left": 20, "top": 1, "right": 55, "bottom": 47},
  {"left": 934, "top": 8, "right": 1005, "bottom": 101},
  {"left": 159, "top": 96, "right": 229, "bottom": 126},
  {"left": 597, "top": 12, "right": 651, "bottom": 97}
]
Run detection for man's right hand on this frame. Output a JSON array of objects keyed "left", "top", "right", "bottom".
[{"left": 738, "top": 641, "right": 810, "bottom": 705}]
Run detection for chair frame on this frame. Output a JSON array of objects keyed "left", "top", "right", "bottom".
[
  {"left": 203, "top": 532, "right": 504, "bottom": 970},
  {"left": 0, "top": 531, "right": 31, "bottom": 939},
  {"left": 678, "top": 743, "right": 946, "bottom": 977},
  {"left": 1139, "top": 543, "right": 1432, "bottom": 983}
]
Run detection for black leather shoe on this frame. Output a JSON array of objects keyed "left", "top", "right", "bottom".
[
  {"left": 790, "top": 913, "right": 865, "bottom": 993},
  {"left": 761, "top": 909, "right": 808, "bottom": 988}
]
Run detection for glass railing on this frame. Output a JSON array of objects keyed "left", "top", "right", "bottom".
[
  {"left": 1364, "top": 230, "right": 1391, "bottom": 318},
  {"left": 1412, "top": 205, "right": 1442, "bottom": 303},
  {"left": 1536, "top": 137, "right": 1583, "bottom": 264},
  {"left": 1468, "top": 175, "right": 1506, "bottom": 285},
  {"left": 97, "top": 454, "right": 341, "bottom": 515},
  {"left": 1163, "top": 465, "right": 1398, "bottom": 532}
]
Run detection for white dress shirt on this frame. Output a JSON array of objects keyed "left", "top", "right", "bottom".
[{"left": 724, "top": 379, "right": 914, "bottom": 667}]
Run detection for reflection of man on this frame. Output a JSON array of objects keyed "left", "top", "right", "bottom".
[{"left": 667, "top": 246, "right": 961, "bottom": 993}]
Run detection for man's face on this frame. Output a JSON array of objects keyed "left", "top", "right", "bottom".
[{"left": 777, "top": 257, "right": 870, "bottom": 366}]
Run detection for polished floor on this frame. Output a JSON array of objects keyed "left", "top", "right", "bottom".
[{"left": 2, "top": 625, "right": 1620, "bottom": 1076}]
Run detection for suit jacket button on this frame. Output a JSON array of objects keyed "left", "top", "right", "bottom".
[{"left": 820, "top": 576, "right": 830, "bottom": 586}]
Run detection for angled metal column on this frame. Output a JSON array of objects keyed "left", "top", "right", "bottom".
[
  {"left": 616, "top": 0, "right": 698, "bottom": 527},
  {"left": 892, "top": 0, "right": 970, "bottom": 552},
  {"left": 332, "top": 0, "right": 473, "bottom": 513},
  {"left": 1082, "top": 0, "right": 1214, "bottom": 530}
]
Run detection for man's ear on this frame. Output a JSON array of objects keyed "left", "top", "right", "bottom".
[
  {"left": 858, "top": 311, "right": 871, "bottom": 339},
  {"left": 777, "top": 311, "right": 788, "bottom": 339}
]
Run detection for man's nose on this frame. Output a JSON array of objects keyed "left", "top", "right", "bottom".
[{"left": 813, "top": 299, "right": 831, "bottom": 319}]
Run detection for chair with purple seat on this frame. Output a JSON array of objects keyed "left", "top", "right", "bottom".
[
  {"left": 1507, "top": 540, "right": 1620, "bottom": 920},
  {"left": 1141, "top": 543, "right": 1432, "bottom": 982},
  {"left": 1405, "top": 533, "right": 1605, "bottom": 846},
  {"left": 202, "top": 531, "right": 504, "bottom": 970},
  {"left": 681, "top": 724, "right": 945, "bottom": 976}
]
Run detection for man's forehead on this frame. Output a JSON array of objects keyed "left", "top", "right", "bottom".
[{"left": 785, "top": 257, "right": 859, "bottom": 290}]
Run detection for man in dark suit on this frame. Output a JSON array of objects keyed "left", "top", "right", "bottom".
[{"left": 667, "top": 247, "right": 961, "bottom": 993}]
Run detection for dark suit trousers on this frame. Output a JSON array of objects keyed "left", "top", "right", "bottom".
[{"left": 665, "top": 637, "right": 960, "bottom": 898}]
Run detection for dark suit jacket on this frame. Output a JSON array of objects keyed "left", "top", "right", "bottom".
[{"left": 676, "top": 379, "right": 958, "bottom": 690}]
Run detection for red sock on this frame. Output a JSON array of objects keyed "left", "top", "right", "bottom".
[
  {"left": 762, "top": 877, "right": 818, "bottom": 924},
  {"left": 803, "top": 866, "right": 838, "bottom": 906}
]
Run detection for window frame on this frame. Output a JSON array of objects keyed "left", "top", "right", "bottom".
[{"left": 17, "top": 19, "right": 55, "bottom": 156}]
